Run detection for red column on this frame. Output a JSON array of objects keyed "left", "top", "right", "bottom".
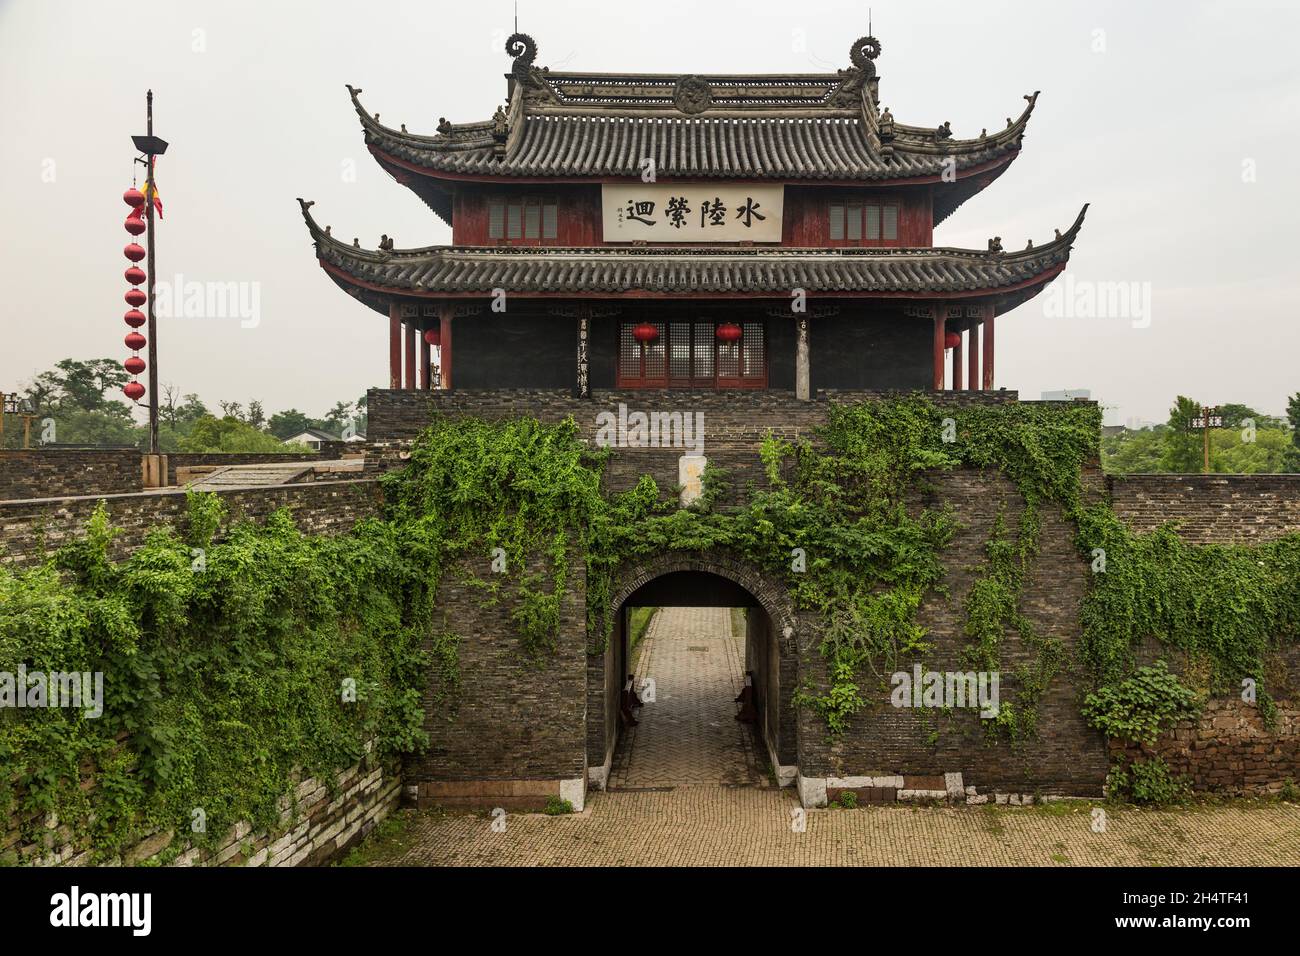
[
  {"left": 439, "top": 305, "right": 453, "bottom": 390},
  {"left": 420, "top": 329, "right": 432, "bottom": 390},
  {"left": 968, "top": 317, "right": 981, "bottom": 391},
  {"left": 982, "top": 305, "right": 996, "bottom": 390},
  {"left": 404, "top": 321, "right": 416, "bottom": 390},
  {"left": 388, "top": 302, "right": 401, "bottom": 390},
  {"left": 952, "top": 324, "right": 963, "bottom": 392},
  {"left": 932, "top": 304, "right": 947, "bottom": 390}
]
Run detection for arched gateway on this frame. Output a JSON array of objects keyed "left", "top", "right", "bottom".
[{"left": 588, "top": 551, "right": 801, "bottom": 792}]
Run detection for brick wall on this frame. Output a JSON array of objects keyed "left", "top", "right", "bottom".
[
  {"left": 1109, "top": 698, "right": 1300, "bottom": 796},
  {"left": 366, "top": 387, "right": 1022, "bottom": 444},
  {"left": 7, "top": 749, "right": 399, "bottom": 867},
  {"left": 0, "top": 448, "right": 142, "bottom": 500},
  {"left": 410, "top": 547, "right": 589, "bottom": 810},
  {"left": 1109, "top": 474, "right": 1300, "bottom": 543},
  {"left": 0, "top": 479, "right": 382, "bottom": 567}
]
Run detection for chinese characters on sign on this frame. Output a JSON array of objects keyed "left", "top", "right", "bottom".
[{"left": 602, "top": 184, "right": 784, "bottom": 242}]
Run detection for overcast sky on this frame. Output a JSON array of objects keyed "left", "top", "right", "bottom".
[{"left": 2, "top": 0, "right": 1298, "bottom": 426}]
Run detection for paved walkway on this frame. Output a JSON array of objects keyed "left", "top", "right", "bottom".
[
  {"left": 362, "top": 789, "right": 1300, "bottom": 866},
  {"left": 609, "top": 606, "right": 763, "bottom": 789}
]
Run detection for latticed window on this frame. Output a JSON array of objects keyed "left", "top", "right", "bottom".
[
  {"left": 487, "top": 196, "right": 559, "bottom": 244},
  {"left": 828, "top": 200, "right": 899, "bottom": 245},
  {"left": 617, "top": 320, "right": 766, "bottom": 389}
]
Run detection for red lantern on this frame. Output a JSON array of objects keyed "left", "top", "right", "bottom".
[
  {"left": 125, "top": 331, "right": 146, "bottom": 351},
  {"left": 125, "top": 287, "right": 147, "bottom": 307},
  {"left": 124, "top": 243, "right": 146, "bottom": 262},
  {"left": 123, "top": 381, "right": 146, "bottom": 401},
  {"left": 125, "top": 266, "right": 146, "bottom": 285},
  {"left": 124, "top": 355, "right": 146, "bottom": 375},
  {"left": 423, "top": 327, "right": 441, "bottom": 346},
  {"left": 716, "top": 322, "right": 742, "bottom": 342},
  {"left": 124, "top": 309, "right": 146, "bottom": 328},
  {"left": 124, "top": 188, "right": 146, "bottom": 208},
  {"left": 125, "top": 215, "right": 146, "bottom": 236},
  {"left": 944, "top": 331, "right": 962, "bottom": 349},
  {"left": 632, "top": 322, "right": 658, "bottom": 343}
]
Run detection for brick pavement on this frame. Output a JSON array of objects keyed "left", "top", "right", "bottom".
[
  {"left": 363, "top": 789, "right": 1300, "bottom": 866},
  {"left": 609, "top": 606, "right": 763, "bottom": 789}
]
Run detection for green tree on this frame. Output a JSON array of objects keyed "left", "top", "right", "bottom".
[
  {"left": 180, "top": 415, "right": 311, "bottom": 453},
  {"left": 1102, "top": 427, "right": 1166, "bottom": 474},
  {"left": 1160, "top": 396, "right": 1204, "bottom": 473},
  {"left": 1211, "top": 426, "right": 1291, "bottom": 473},
  {"left": 1286, "top": 392, "right": 1300, "bottom": 473},
  {"left": 267, "top": 409, "right": 323, "bottom": 440}
]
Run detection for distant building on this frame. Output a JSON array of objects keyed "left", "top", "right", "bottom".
[
  {"left": 282, "top": 428, "right": 338, "bottom": 450},
  {"left": 1040, "top": 389, "right": 1091, "bottom": 401}
]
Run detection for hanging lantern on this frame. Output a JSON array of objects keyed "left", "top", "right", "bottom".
[
  {"left": 124, "top": 309, "right": 146, "bottom": 328},
  {"left": 944, "top": 331, "right": 961, "bottom": 349},
  {"left": 716, "top": 322, "right": 743, "bottom": 342},
  {"left": 125, "top": 331, "right": 146, "bottom": 351},
  {"left": 124, "top": 215, "right": 146, "bottom": 236},
  {"left": 123, "top": 381, "right": 146, "bottom": 402},
  {"left": 124, "top": 355, "right": 146, "bottom": 375},
  {"left": 124, "top": 188, "right": 146, "bottom": 208},
  {"left": 632, "top": 322, "right": 658, "bottom": 343},
  {"left": 125, "top": 266, "right": 146, "bottom": 285},
  {"left": 423, "top": 327, "right": 441, "bottom": 346},
  {"left": 125, "top": 287, "right": 146, "bottom": 307},
  {"left": 124, "top": 242, "right": 146, "bottom": 262}
]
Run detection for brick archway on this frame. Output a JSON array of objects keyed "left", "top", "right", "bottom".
[
  {"left": 587, "top": 549, "right": 800, "bottom": 791},
  {"left": 605, "top": 550, "right": 797, "bottom": 637}
]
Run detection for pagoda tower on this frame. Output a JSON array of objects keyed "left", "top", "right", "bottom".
[{"left": 300, "top": 32, "right": 1086, "bottom": 398}]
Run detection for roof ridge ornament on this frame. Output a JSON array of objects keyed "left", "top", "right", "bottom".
[
  {"left": 849, "top": 35, "right": 882, "bottom": 75},
  {"left": 674, "top": 75, "right": 714, "bottom": 115},
  {"left": 507, "top": 32, "right": 557, "bottom": 105}
]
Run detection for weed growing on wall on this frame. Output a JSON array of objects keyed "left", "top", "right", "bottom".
[{"left": 0, "top": 495, "right": 429, "bottom": 862}]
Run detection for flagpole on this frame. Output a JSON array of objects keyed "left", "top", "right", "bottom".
[{"left": 145, "top": 89, "right": 159, "bottom": 456}]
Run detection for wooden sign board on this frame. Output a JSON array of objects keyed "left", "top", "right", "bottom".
[{"left": 602, "top": 184, "right": 784, "bottom": 243}]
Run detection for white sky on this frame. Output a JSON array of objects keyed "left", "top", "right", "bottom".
[{"left": 2, "top": 0, "right": 1298, "bottom": 425}]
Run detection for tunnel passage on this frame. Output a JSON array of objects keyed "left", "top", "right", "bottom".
[{"left": 587, "top": 559, "right": 798, "bottom": 791}]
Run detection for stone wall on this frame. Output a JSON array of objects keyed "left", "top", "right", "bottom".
[
  {"left": 1109, "top": 474, "right": 1300, "bottom": 543},
  {"left": 0, "top": 479, "right": 382, "bottom": 567},
  {"left": 166, "top": 451, "right": 332, "bottom": 485},
  {"left": 410, "top": 547, "right": 590, "bottom": 812},
  {"left": 366, "top": 386, "right": 1021, "bottom": 444},
  {"left": 0, "top": 448, "right": 142, "bottom": 500},
  {"left": 6, "top": 749, "right": 399, "bottom": 867},
  {"left": 1108, "top": 698, "right": 1299, "bottom": 797}
]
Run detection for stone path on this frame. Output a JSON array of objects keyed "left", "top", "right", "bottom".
[
  {"left": 362, "top": 790, "right": 1300, "bottom": 867},
  {"left": 608, "top": 606, "right": 763, "bottom": 789}
]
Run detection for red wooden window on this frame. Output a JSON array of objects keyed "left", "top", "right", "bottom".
[
  {"left": 828, "top": 200, "right": 899, "bottom": 246},
  {"left": 618, "top": 320, "right": 766, "bottom": 389},
  {"left": 487, "top": 196, "right": 559, "bottom": 245}
]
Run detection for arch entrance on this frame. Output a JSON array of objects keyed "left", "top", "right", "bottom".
[{"left": 586, "top": 554, "right": 799, "bottom": 792}]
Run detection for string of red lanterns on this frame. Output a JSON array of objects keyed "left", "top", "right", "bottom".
[{"left": 121, "top": 188, "right": 147, "bottom": 401}]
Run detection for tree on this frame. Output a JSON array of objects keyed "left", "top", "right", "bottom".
[
  {"left": 1285, "top": 392, "right": 1300, "bottom": 473},
  {"left": 1102, "top": 426, "right": 1166, "bottom": 474},
  {"left": 268, "top": 408, "right": 322, "bottom": 440},
  {"left": 180, "top": 415, "right": 312, "bottom": 453},
  {"left": 1160, "top": 395, "right": 1204, "bottom": 473},
  {"left": 246, "top": 400, "right": 266, "bottom": 430}
]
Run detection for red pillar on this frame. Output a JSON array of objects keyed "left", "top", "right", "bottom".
[
  {"left": 439, "top": 305, "right": 453, "bottom": 390},
  {"left": 420, "top": 329, "right": 432, "bottom": 390},
  {"left": 968, "top": 317, "right": 981, "bottom": 391},
  {"left": 388, "top": 302, "right": 401, "bottom": 390},
  {"left": 932, "top": 303, "right": 947, "bottom": 390},
  {"left": 952, "top": 324, "right": 963, "bottom": 391},
  {"left": 982, "top": 305, "right": 996, "bottom": 390},
  {"left": 404, "top": 321, "right": 417, "bottom": 390}
]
